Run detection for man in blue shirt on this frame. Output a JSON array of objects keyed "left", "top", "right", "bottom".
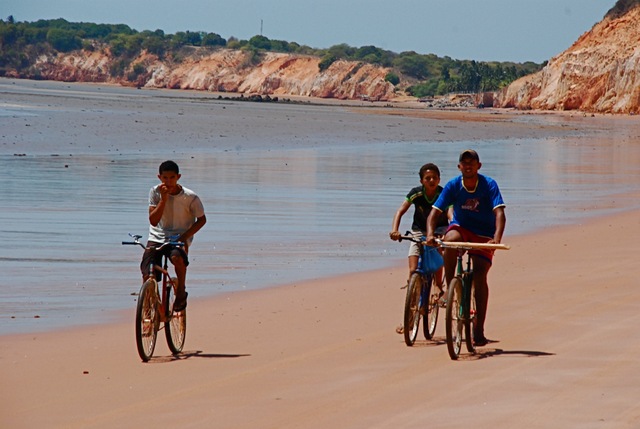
[{"left": 426, "top": 149, "right": 506, "bottom": 346}]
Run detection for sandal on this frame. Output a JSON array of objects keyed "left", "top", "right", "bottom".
[
  {"left": 436, "top": 285, "right": 447, "bottom": 307},
  {"left": 173, "top": 292, "right": 188, "bottom": 312}
]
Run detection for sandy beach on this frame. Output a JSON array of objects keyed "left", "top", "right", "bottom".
[
  {"left": 2, "top": 207, "right": 640, "bottom": 428},
  {"left": 2, "top": 78, "right": 640, "bottom": 427}
]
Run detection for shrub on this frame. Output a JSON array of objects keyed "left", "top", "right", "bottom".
[
  {"left": 384, "top": 72, "right": 400, "bottom": 85},
  {"left": 318, "top": 54, "right": 336, "bottom": 72}
]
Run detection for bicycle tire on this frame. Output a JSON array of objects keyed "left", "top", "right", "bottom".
[
  {"left": 136, "top": 279, "right": 159, "bottom": 362},
  {"left": 445, "top": 276, "right": 464, "bottom": 360},
  {"left": 165, "top": 278, "right": 187, "bottom": 355},
  {"left": 403, "top": 272, "right": 422, "bottom": 346},
  {"left": 423, "top": 272, "right": 440, "bottom": 340},
  {"left": 465, "top": 278, "right": 476, "bottom": 354}
]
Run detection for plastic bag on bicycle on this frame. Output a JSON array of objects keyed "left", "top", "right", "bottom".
[{"left": 421, "top": 245, "right": 444, "bottom": 273}]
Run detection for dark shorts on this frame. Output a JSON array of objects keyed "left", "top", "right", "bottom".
[
  {"left": 446, "top": 224, "right": 494, "bottom": 265},
  {"left": 140, "top": 241, "right": 189, "bottom": 280}
]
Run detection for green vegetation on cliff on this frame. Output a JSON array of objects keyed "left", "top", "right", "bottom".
[{"left": 0, "top": 15, "right": 544, "bottom": 97}]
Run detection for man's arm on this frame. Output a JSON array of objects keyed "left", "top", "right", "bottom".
[
  {"left": 149, "top": 185, "right": 169, "bottom": 226},
  {"left": 179, "top": 215, "right": 207, "bottom": 251},
  {"left": 492, "top": 206, "right": 506, "bottom": 244},
  {"left": 425, "top": 207, "right": 443, "bottom": 245},
  {"left": 389, "top": 200, "right": 411, "bottom": 241},
  {"left": 149, "top": 202, "right": 165, "bottom": 227}
]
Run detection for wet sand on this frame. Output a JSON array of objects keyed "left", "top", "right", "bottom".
[
  {"left": 0, "top": 77, "right": 608, "bottom": 155},
  {"left": 2, "top": 78, "right": 640, "bottom": 427}
]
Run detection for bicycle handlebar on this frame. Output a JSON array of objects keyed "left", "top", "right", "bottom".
[
  {"left": 398, "top": 234, "right": 422, "bottom": 244},
  {"left": 398, "top": 231, "right": 442, "bottom": 245},
  {"left": 121, "top": 233, "right": 184, "bottom": 250}
]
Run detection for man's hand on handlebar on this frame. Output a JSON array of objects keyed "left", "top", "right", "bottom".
[{"left": 425, "top": 235, "right": 439, "bottom": 247}]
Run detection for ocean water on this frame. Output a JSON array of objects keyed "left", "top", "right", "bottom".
[{"left": 2, "top": 80, "right": 640, "bottom": 334}]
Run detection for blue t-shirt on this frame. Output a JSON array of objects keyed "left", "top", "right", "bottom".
[{"left": 433, "top": 174, "right": 505, "bottom": 238}]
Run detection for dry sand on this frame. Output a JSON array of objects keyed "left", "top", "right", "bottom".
[{"left": 2, "top": 205, "right": 640, "bottom": 428}]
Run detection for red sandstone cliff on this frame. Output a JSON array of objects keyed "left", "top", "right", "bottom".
[
  {"left": 26, "top": 1, "right": 640, "bottom": 111},
  {"left": 496, "top": 1, "right": 640, "bottom": 113},
  {"left": 32, "top": 47, "right": 396, "bottom": 102}
]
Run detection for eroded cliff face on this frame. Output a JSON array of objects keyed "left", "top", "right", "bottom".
[
  {"left": 31, "top": 47, "right": 396, "bottom": 101},
  {"left": 496, "top": 3, "right": 640, "bottom": 113}
]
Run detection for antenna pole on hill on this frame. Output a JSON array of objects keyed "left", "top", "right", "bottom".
[{"left": 261, "top": 19, "right": 263, "bottom": 36}]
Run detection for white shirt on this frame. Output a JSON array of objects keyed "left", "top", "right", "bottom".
[{"left": 147, "top": 184, "right": 205, "bottom": 245}]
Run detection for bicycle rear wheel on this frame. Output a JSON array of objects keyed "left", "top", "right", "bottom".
[
  {"left": 165, "top": 278, "right": 187, "bottom": 355},
  {"left": 136, "top": 279, "right": 159, "bottom": 362},
  {"left": 423, "top": 273, "right": 440, "bottom": 340},
  {"left": 465, "top": 279, "right": 476, "bottom": 353},
  {"left": 445, "top": 277, "right": 463, "bottom": 360},
  {"left": 403, "top": 272, "right": 422, "bottom": 346}
]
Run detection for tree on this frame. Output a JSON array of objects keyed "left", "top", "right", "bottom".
[
  {"left": 326, "top": 43, "right": 355, "bottom": 60},
  {"left": 393, "top": 52, "right": 430, "bottom": 79},
  {"left": 46, "top": 28, "right": 81, "bottom": 52},
  {"left": 142, "top": 35, "right": 166, "bottom": 56},
  {"left": 248, "top": 35, "right": 271, "bottom": 50},
  {"left": 184, "top": 30, "right": 201, "bottom": 45},
  {"left": 202, "top": 32, "right": 225, "bottom": 47}
]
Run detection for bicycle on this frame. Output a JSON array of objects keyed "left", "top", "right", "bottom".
[
  {"left": 398, "top": 232, "right": 445, "bottom": 346},
  {"left": 122, "top": 233, "right": 187, "bottom": 362},
  {"left": 436, "top": 239, "right": 510, "bottom": 360}
]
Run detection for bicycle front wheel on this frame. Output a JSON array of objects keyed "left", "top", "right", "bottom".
[
  {"left": 445, "top": 276, "right": 464, "bottom": 360},
  {"left": 423, "top": 273, "right": 440, "bottom": 340},
  {"left": 165, "top": 278, "right": 187, "bottom": 355},
  {"left": 465, "top": 278, "right": 476, "bottom": 354},
  {"left": 136, "top": 279, "right": 159, "bottom": 362},
  {"left": 403, "top": 272, "right": 422, "bottom": 346}
]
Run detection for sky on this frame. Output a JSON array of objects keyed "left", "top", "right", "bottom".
[{"left": 2, "top": 1, "right": 615, "bottom": 63}]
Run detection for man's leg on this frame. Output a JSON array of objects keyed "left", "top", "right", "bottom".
[
  {"left": 140, "top": 243, "right": 160, "bottom": 282},
  {"left": 442, "top": 229, "right": 463, "bottom": 287},
  {"left": 170, "top": 250, "right": 188, "bottom": 310},
  {"left": 408, "top": 255, "right": 418, "bottom": 281},
  {"left": 471, "top": 255, "right": 491, "bottom": 343}
]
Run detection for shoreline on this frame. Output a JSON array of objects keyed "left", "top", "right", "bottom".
[
  {"left": 2, "top": 207, "right": 640, "bottom": 428},
  {"left": 4, "top": 189, "right": 639, "bottom": 340},
  {"left": 4, "top": 76, "right": 639, "bottom": 117}
]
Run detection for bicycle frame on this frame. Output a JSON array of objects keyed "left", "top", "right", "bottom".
[
  {"left": 439, "top": 239, "right": 510, "bottom": 359},
  {"left": 455, "top": 250, "right": 473, "bottom": 323},
  {"left": 125, "top": 236, "right": 180, "bottom": 324},
  {"left": 124, "top": 233, "right": 187, "bottom": 361},
  {"left": 398, "top": 232, "right": 443, "bottom": 345},
  {"left": 416, "top": 253, "right": 435, "bottom": 315},
  {"left": 147, "top": 255, "right": 175, "bottom": 324}
]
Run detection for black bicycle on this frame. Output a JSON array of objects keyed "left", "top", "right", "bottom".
[
  {"left": 122, "top": 233, "right": 187, "bottom": 362},
  {"left": 398, "top": 233, "right": 444, "bottom": 346}
]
